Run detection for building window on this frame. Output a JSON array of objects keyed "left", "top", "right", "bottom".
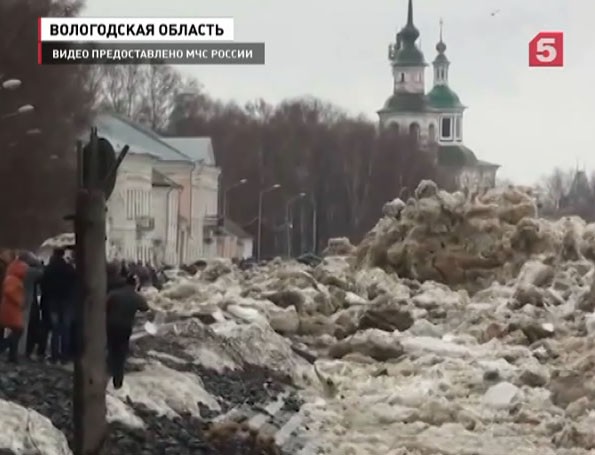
[
  {"left": 386, "top": 122, "right": 399, "bottom": 136},
  {"left": 409, "top": 122, "right": 420, "bottom": 139},
  {"left": 400, "top": 72, "right": 405, "bottom": 82},
  {"left": 441, "top": 117, "right": 453, "bottom": 140}
]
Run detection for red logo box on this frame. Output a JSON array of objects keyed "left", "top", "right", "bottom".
[{"left": 529, "top": 31, "right": 564, "bottom": 67}]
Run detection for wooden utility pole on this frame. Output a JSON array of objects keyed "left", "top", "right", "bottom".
[
  {"left": 73, "top": 128, "right": 107, "bottom": 455},
  {"left": 72, "top": 128, "right": 128, "bottom": 455}
]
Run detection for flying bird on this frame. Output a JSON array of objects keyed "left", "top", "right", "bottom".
[{"left": 490, "top": 9, "right": 500, "bottom": 16}]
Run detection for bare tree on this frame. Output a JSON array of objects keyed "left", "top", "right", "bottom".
[
  {"left": 539, "top": 167, "right": 574, "bottom": 213},
  {"left": 95, "top": 65, "right": 146, "bottom": 119},
  {"left": 0, "top": 0, "right": 95, "bottom": 247},
  {"left": 94, "top": 64, "right": 185, "bottom": 130},
  {"left": 166, "top": 90, "right": 436, "bottom": 253},
  {"left": 137, "top": 65, "right": 183, "bottom": 131}
]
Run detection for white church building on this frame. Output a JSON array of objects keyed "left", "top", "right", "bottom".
[{"left": 378, "top": 0, "right": 499, "bottom": 191}]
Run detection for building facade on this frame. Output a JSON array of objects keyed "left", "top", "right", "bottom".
[
  {"left": 94, "top": 112, "right": 251, "bottom": 265},
  {"left": 379, "top": 0, "right": 499, "bottom": 191},
  {"left": 161, "top": 138, "right": 220, "bottom": 261}
]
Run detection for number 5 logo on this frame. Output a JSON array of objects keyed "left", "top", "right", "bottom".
[{"left": 529, "top": 31, "right": 564, "bottom": 67}]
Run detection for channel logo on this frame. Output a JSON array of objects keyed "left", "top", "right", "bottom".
[{"left": 529, "top": 31, "right": 564, "bottom": 67}]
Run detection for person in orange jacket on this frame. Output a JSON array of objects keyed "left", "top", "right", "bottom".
[
  {"left": 0, "top": 248, "right": 15, "bottom": 349},
  {"left": 0, "top": 256, "right": 29, "bottom": 363}
]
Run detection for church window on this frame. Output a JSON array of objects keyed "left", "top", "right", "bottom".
[
  {"left": 409, "top": 122, "right": 420, "bottom": 139},
  {"left": 441, "top": 117, "right": 452, "bottom": 140},
  {"left": 400, "top": 72, "right": 405, "bottom": 82}
]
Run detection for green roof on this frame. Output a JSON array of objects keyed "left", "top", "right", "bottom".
[
  {"left": 433, "top": 53, "right": 449, "bottom": 65},
  {"left": 477, "top": 159, "right": 500, "bottom": 168},
  {"left": 427, "top": 85, "right": 463, "bottom": 109},
  {"left": 392, "top": 45, "right": 426, "bottom": 67},
  {"left": 438, "top": 145, "right": 477, "bottom": 167},
  {"left": 379, "top": 92, "right": 427, "bottom": 113}
]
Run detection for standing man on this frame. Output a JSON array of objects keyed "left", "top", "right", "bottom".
[
  {"left": 106, "top": 274, "right": 149, "bottom": 388},
  {"left": 18, "top": 251, "right": 44, "bottom": 357},
  {"left": 40, "top": 248, "right": 76, "bottom": 364}
]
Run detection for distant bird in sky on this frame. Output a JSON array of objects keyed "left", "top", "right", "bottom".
[{"left": 490, "top": 9, "right": 501, "bottom": 16}]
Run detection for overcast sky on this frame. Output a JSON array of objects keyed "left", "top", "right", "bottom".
[{"left": 83, "top": 0, "right": 593, "bottom": 184}]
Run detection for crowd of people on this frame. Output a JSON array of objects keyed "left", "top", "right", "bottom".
[{"left": 0, "top": 247, "right": 152, "bottom": 389}]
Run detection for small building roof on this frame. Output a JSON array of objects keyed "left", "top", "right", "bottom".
[
  {"left": 204, "top": 216, "right": 252, "bottom": 239},
  {"left": 162, "top": 137, "right": 215, "bottom": 166},
  {"left": 224, "top": 218, "right": 252, "bottom": 239},
  {"left": 437, "top": 144, "right": 478, "bottom": 167},
  {"left": 94, "top": 113, "right": 191, "bottom": 162},
  {"left": 476, "top": 159, "right": 501, "bottom": 169},
  {"left": 152, "top": 169, "right": 182, "bottom": 188}
]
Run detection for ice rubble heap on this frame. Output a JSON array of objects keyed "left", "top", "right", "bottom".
[{"left": 7, "top": 179, "right": 595, "bottom": 454}]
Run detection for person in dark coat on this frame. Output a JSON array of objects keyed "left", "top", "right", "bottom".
[
  {"left": 148, "top": 265, "right": 162, "bottom": 290},
  {"left": 107, "top": 261, "right": 127, "bottom": 293},
  {"left": 106, "top": 274, "right": 149, "bottom": 389},
  {"left": 25, "top": 273, "right": 49, "bottom": 359},
  {"left": 40, "top": 248, "right": 76, "bottom": 363},
  {"left": 18, "top": 251, "right": 44, "bottom": 357},
  {"left": 135, "top": 262, "right": 151, "bottom": 289}
]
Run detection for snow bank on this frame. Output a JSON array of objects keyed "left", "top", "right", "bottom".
[
  {"left": 0, "top": 399, "right": 71, "bottom": 455},
  {"left": 110, "top": 361, "right": 220, "bottom": 418},
  {"left": 25, "top": 180, "right": 595, "bottom": 454}
]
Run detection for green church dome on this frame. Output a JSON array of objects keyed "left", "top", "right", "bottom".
[
  {"left": 381, "top": 92, "right": 427, "bottom": 113},
  {"left": 391, "top": 0, "right": 426, "bottom": 67},
  {"left": 392, "top": 46, "right": 426, "bottom": 67},
  {"left": 427, "top": 85, "right": 463, "bottom": 109}
]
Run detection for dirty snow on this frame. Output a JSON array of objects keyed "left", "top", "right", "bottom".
[{"left": 19, "top": 180, "right": 595, "bottom": 454}]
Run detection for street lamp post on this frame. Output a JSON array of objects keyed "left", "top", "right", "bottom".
[
  {"left": 311, "top": 195, "right": 318, "bottom": 253},
  {"left": 222, "top": 178, "right": 247, "bottom": 219},
  {"left": 2, "top": 104, "right": 35, "bottom": 120},
  {"left": 17, "top": 104, "right": 34, "bottom": 114},
  {"left": 285, "top": 192, "right": 306, "bottom": 258},
  {"left": 257, "top": 183, "right": 281, "bottom": 261},
  {"left": 2, "top": 79, "right": 21, "bottom": 90}
]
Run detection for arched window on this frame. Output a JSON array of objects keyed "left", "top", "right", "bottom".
[
  {"left": 409, "top": 122, "right": 420, "bottom": 139},
  {"left": 428, "top": 123, "right": 436, "bottom": 142},
  {"left": 388, "top": 122, "right": 400, "bottom": 134}
]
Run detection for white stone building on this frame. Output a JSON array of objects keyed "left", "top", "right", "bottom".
[
  {"left": 378, "top": 0, "right": 499, "bottom": 191},
  {"left": 95, "top": 113, "right": 250, "bottom": 265},
  {"left": 161, "top": 137, "right": 220, "bottom": 260},
  {"left": 150, "top": 169, "right": 181, "bottom": 264}
]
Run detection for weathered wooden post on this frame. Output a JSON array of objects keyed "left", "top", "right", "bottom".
[{"left": 72, "top": 128, "right": 128, "bottom": 455}]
